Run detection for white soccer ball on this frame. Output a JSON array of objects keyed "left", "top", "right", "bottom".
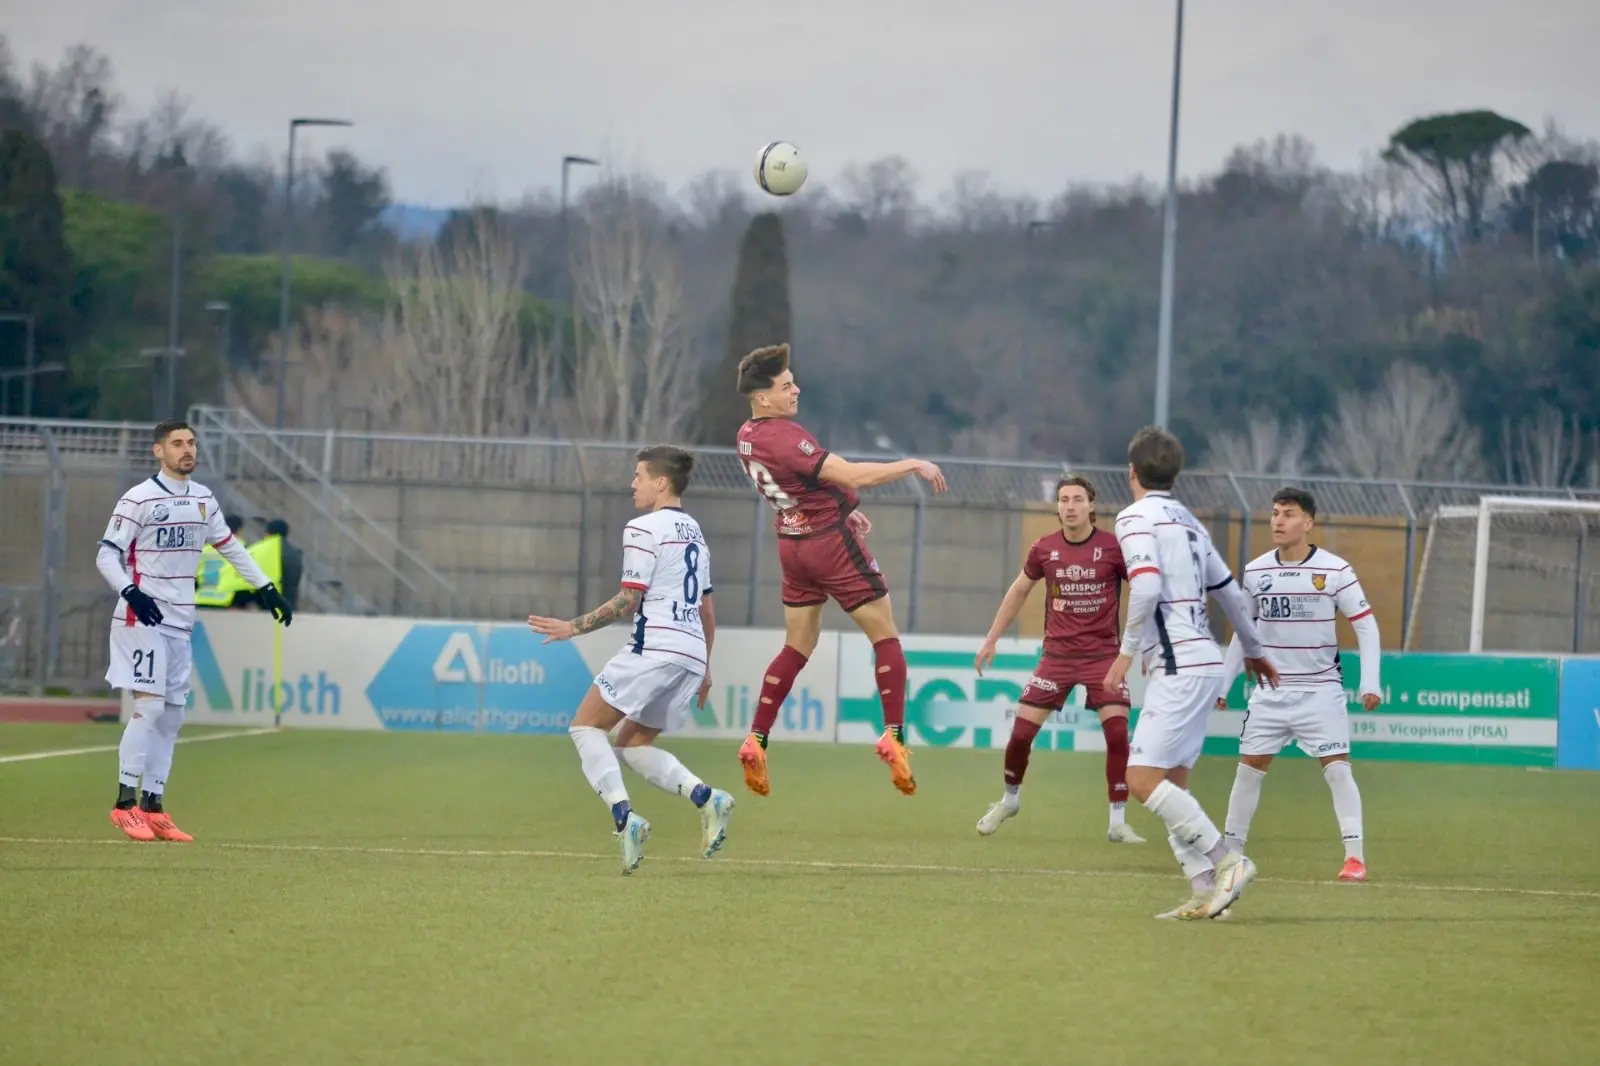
[{"left": 754, "top": 141, "right": 808, "bottom": 197}]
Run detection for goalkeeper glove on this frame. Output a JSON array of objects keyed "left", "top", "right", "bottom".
[
  {"left": 258, "top": 582, "right": 294, "bottom": 626},
  {"left": 119, "top": 584, "right": 164, "bottom": 628}
]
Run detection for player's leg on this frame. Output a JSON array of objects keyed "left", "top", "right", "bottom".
[
  {"left": 845, "top": 594, "right": 915, "bottom": 794},
  {"left": 1129, "top": 676, "right": 1249, "bottom": 919},
  {"left": 1094, "top": 703, "right": 1143, "bottom": 843},
  {"left": 1304, "top": 689, "right": 1366, "bottom": 881},
  {"left": 106, "top": 628, "right": 160, "bottom": 840},
  {"left": 140, "top": 632, "right": 195, "bottom": 841},
  {"left": 571, "top": 663, "right": 650, "bottom": 873},
  {"left": 1224, "top": 691, "right": 1290, "bottom": 855},
  {"left": 976, "top": 696, "right": 1054, "bottom": 835},
  {"left": 739, "top": 594, "right": 824, "bottom": 795},
  {"left": 614, "top": 668, "right": 736, "bottom": 858}
]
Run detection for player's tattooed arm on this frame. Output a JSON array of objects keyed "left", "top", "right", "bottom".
[
  {"left": 529, "top": 586, "right": 643, "bottom": 643},
  {"left": 571, "top": 586, "right": 644, "bottom": 635}
]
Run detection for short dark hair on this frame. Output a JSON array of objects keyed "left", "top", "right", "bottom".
[
  {"left": 226, "top": 514, "right": 245, "bottom": 533},
  {"left": 737, "top": 343, "right": 791, "bottom": 395},
  {"left": 1127, "top": 426, "right": 1184, "bottom": 491},
  {"left": 1055, "top": 474, "right": 1097, "bottom": 505},
  {"left": 153, "top": 419, "right": 192, "bottom": 443},
  {"left": 266, "top": 518, "right": 290, "bottom": 537},
  {"left": 1271, "top": 486, "right": 1317, "bottom": 519},
  {"left": 636, "top": 445, "right": 695, "bottom": 496}
]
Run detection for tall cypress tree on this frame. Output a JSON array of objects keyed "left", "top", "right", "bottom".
[{"left": 698, "top": 212, "right": 790, "bottom": 444}]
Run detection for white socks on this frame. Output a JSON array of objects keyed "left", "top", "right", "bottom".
[
  {"left": 1001, "top": 783, "right": 1020, "bottom": 809},
  {"left": 1323, "top": 760, "right": 1365, "bottom": 862},
  {"left": 1145, "top": 779, "right": 1227, "bottom": 865},
  {"left": 1169, "top": 832, "right": 1216, "bottom": 894},
  {"left": 619, "top": 744, "right": 703, "bottom": 800},
  {"left": 569, "top": 725, "right": 629, "bottom": 806},
  {"left": 141, "top": 702, "right": 186, "bottom": 799},
  {"left": 1109, "top": 801, "right": 1127, "bottom": 828},
  {"left": 117, "top": 696, "right": 163, "bottom": 788},
  {"left": 1224, "top": 763, "right": 1267, "bottom": 852}
]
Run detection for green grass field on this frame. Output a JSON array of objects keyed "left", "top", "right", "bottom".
[{"left": 2, "top": 723, "right": 1598, "bottom": 1065}]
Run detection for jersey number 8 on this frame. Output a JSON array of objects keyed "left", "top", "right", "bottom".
[
  {"left": 682, "top": 543, "right": 701, "bottom": 604},
  {"left": 742, "top": 459, "right": 796, "bottom": 511}
]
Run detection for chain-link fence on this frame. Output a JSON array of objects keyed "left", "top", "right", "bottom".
[{"left": 4, "top": 412, "right": 1599, "bottom": 693}]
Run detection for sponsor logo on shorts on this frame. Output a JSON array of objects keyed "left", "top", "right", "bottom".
[
  {"left": 1026, "top": 676, "right": 1059, "bottom": 693},
  {"left": 1316, "top": 740, "right": 1348, "bottom": 754}
]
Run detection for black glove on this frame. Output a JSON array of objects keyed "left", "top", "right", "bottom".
[
  {"left": 120, "top": 584, "right": 164, "bottom": 628},
  {"left": 258, "top": 582, "right": 294, "bottom": 626}
]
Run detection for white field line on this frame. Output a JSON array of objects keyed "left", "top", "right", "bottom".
[
  {"left": 0, "top": 834, "right": 1596, "bottom": 902},
  {"left": 0, "top": 727, "right": 278, "bottom": 765}
]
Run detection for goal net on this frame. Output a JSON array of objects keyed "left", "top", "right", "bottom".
[{"left": 1406, "top": 496, "right": 1600, "bottom": 654}]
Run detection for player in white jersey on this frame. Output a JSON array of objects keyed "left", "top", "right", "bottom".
[
  {"left": 1102, "top": 426, "right": 1280, "bottom": 921},
  {"left": 527, "top": 446, "right": 735, "bottom": 875},
  {"left": 1218, "top": 487, "right": 1382, "bottom": 883},
  {"left": 96, "top": 420, "right": 293, "bottom": 842}
]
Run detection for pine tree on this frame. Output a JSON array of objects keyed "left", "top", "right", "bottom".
[
  {"left": 0, "top": 129, "right": 77, "bottom": 416},
  {"left": 697, "top": 212, "right": 790, "bottom": 444}
]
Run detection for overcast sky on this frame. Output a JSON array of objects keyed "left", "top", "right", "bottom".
[{"left": 9, "top": 0, "right": 1599, "bottom": 207}]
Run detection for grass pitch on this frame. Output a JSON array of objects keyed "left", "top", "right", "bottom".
[{"left": 2, "top": 723, "right": 1597, "bottom": 1065}]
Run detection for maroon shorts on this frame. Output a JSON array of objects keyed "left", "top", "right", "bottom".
[
  {"left": 1020, "top": 655, "right": 1130, "bottom": 712},
  {"left": 778, "top": 525, "right": 888, "bottom": 612}
]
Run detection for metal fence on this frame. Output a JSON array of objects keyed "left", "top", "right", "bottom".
[{"left": 4, "top": 411, "right": 1599, "bottom": 693}]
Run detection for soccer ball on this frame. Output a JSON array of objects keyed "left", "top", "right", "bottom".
[{"left": 754, "top": 141, "right": 808, "bottom": 197}]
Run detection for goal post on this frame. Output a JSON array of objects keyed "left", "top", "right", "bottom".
[{"left": 1410, "top": 495, "right": 1600, "bottom": 654}]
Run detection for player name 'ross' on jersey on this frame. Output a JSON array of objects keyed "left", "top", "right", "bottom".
[
  {"left": 620, "top": 507, "right": 714, "bottom": 674},
  {"left": 1242, "top": 546, "right": 1373, "bottom": 686}
]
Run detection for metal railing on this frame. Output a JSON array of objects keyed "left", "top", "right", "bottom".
[{"left": 3, "top": 412, "right": 1598, "bottom": 692}]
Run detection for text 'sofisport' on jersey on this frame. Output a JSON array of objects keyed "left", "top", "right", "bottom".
[
  {"left": 619, "top": 507, "right": 712, "bottom": 677},
  {"left": 1113, "top": 491, "right": 1236, "bottom": 676},
  {"left": 736, "top": 417, "right": 857, "bottom": 537},
  {"left": 1241, "top": 546, "right": 1373, "bottom": 687},
  {"left": 1023, "top": 528, "right": 1126, "bottom": 660},
  {"left": 99, "top": 475, "right": 240, "bottom": 634}
]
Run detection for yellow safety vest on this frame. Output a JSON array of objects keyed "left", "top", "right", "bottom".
[
  {"left": 248, "top": 534, "right": 284, "bottom": 589},
  {"left": 195, "top": 544, "right": 249, "bottom": 607}
]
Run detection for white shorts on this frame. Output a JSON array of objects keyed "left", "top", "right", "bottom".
[
  {"left": 593, "top": 652, "right": 703, "bottom": 733},
  {"left": 1239, "top": 686, "right": 1350, "bottom": 759},
  {"left": 1130, "top": 673, "right": 1225, "bottom": 770},
  {"left": 106, "top": 626, "right": 193, "bottom": 704}
]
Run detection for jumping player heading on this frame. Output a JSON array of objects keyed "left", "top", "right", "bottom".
[
  {"left": 974, "top": 474, "right": 1144, "bottom": 843},
  {"left": 733, "top": 344, "right": 947, "bottom": 796}
]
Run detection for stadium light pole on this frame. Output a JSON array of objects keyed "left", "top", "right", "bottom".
[
  {"left": 1153, "top": 0, "right": 1186, "bottom": 429},
  {"left": 277, "top": 117, "right": 353, "bottom": 431},
  {"left": 559, "top": 155, "right": 601, "bottom": 359}
]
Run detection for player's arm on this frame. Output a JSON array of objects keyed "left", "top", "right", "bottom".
[
  {"left": 208, "top": 504, "right": 293, "bottom": 624},
  {"left": 1336, "top": 569, "right": 1383, "bottom": 709},
  {"left": 817, "top": 453, "right": 946, "bottom": 492},
  {"left": 530, "top": 524, "right": 651, "bottom": 641},
  {"left": 977, "top": 555, "right": 1041, "bottom": 674},
  {"left": 97, "top": 497, "right": 164, "bottom": 627},
  {"left": 1217, "top": 579, "right": 1258, "bottom": 707},
  {"left": 1204, "top": 546, "right": 1277, "bottom": 688}
]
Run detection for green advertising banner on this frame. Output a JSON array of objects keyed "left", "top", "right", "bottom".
[{"left": 836, "top": 636, "right": 1560, "bottom": 768}]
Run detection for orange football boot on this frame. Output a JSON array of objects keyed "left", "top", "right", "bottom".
[
  {"left": 738, "top": 734, "right": 770, "bottom": 796},
  {"left": 109, "top": 807, "right": 155, "bottom": 841},
  {"left": 1338, "top": 857, "right": 1368, "bottom": 883},
  {"left": 143, "top": 811, "right": 194, "bottom": 842},
  {"left": 875, "top": 730, "right": 916, "bottom": 795}
]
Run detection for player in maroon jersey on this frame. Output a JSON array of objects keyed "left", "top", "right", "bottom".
[
  {"left": 973, "top": 474, "right": 1146, "bottom": 843},
  {"left": 733, "top": 343, "right": 947, "bottom": 797}
]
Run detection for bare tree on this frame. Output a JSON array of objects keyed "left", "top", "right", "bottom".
[
  {"left": 1500, "top": 405, "right": 1584, "bottom": 486},
  {"left": 1205, "top": 417, "right": 1310, "bottom": 474},
  {"left": 569, "top": 173, "right": 699, "bottom": 442},
  {"left": 1318, "top": 363, "right": 1485, "bottom": 481},
  {"left": 385, "top": 206, "right": 542, "bottom": 437},
  {"left": 227, "top": 305, "right": 407, "bottom": 431}
]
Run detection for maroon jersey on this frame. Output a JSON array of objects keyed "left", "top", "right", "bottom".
[
  {"left": 1023, "top": 528, "right": 1126, "bottom": 659},
  {"left": 737, "top": 417, "right": 858, "bottom": 537}
]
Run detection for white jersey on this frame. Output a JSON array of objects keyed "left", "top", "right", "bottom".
[
  {"left": 1113, "top": 491, "right": 1236, "bottom": 676},
  {"left": 97, "top": 474, "right": 263, "bottom": 635},
  {"left": 619, "top": 507, "right": 712, "bottom": 676},
  {"left": 1241, "top": 546, "right": 1372, "bottom": 688}
]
